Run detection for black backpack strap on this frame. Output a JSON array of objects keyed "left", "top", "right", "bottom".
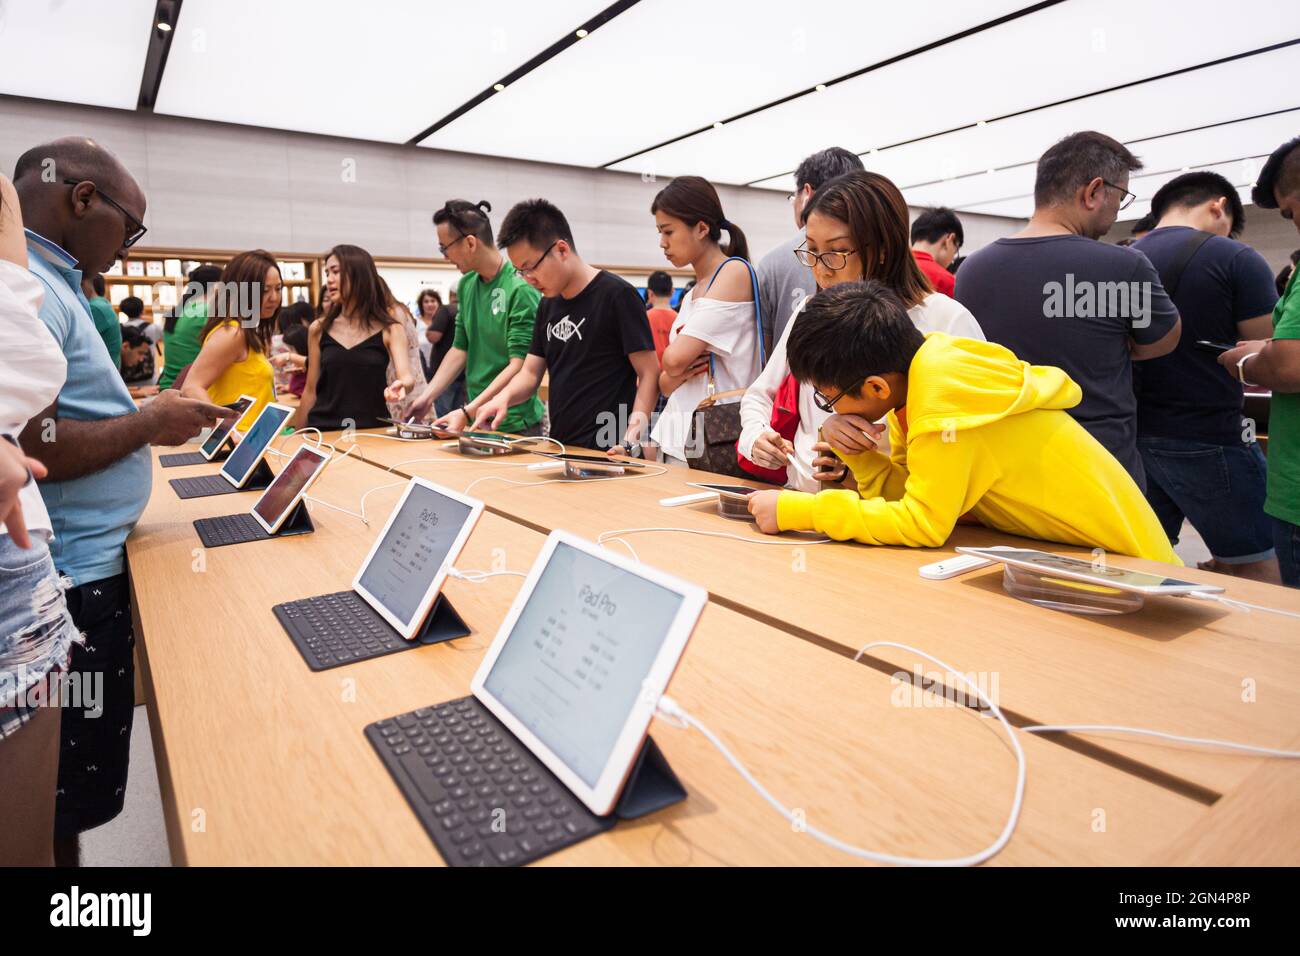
[{"left": 1154, "top": 229, "right": 1214, "bottom": 298}]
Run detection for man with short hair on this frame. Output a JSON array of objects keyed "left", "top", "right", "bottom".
[
  {"left": 1131, "top": 171, "right": 1278, "bottom": 581},
  {"left": 404, "top": 199, "right": 543, "bottom": 436},
  {"left": 756, "top": 146, "right": 865, "bottom": 347},
  {"left": 909, "top": 207, "right": 963, "bottom": 296},
  {"left": 644, "top": 270, "right": 676, "bottom": 364},
  {"left": 13, "top": 137, "right": 233, "bottom": 864},
  {"left": 473, "top": 199, "right": 659, "bottom": 455},
  {"left": 955, "top": 130, "right": 1181, "bottom": 489},
  {"left": 1221, "top": 135, "right": 1300, "bottom": 587}
]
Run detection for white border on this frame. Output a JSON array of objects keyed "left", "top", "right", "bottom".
[
  {"left": 200, "top": 393, "right": 256, "bottom": 460},
  {"left": 249, "top": 444, "right": 331, "bottom": 534},
  {"left": 351, "top": 477, "right": 485, "bottom": 640},
  {"left": 220, "top": 402, "right": 293, "bottom": 488},
  {"left": 688, "top": 482, "right": 760, "bottom": 501},
  {"left": 954, "top": 546, "right": 1224, "bottom": 595},
  {"left": 470, "top": 530, "right": 707, "bottom": 816}
]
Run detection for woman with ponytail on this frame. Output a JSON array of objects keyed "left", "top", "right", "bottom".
[{"left": 648, "top": 175, "right": 762, "bottom": 464}]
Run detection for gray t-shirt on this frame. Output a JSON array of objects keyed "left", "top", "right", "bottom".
[
  {"left": 756, "top": 231, "right": 816, "bottom": 353},
  {"left": 954, "top": 235, "right": 1179, "bottom": 489}
]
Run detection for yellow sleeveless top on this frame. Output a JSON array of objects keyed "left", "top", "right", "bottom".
[{"left": 202, "top": 321, "right": 276, "bottom": 430}]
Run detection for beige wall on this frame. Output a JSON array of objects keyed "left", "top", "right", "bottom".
[{"left": 0, "top": 95, "right": 1025, "bottom": 269}]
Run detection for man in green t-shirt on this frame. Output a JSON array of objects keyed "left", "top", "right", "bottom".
[
  {"left": 82, "top": 273, "right": 121, "bottom": 368},
  {"left": 1222, "top": 134, "right": 1300, "bottom": 588},
  {"left": 404, "top": 199, "right": 544, "bottom": 435}
]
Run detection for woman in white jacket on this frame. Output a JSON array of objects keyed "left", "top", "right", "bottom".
[{"left": 738, "top": 171, "right": 984, "bottom": 490}]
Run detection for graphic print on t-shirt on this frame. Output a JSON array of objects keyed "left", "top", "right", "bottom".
[{"left": 547, "top": 314, "right": 587, "bottom": 343}]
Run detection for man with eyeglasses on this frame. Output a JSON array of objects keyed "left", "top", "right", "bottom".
[
  {"left": 404, "top": 199, "right": 544, "bottom": 437},
  {"left": 754, "top": 147, "right": 864, "bottom": 350},
  {"left": 955, "top": 130, "right": 1181, "bottom": 490},
  {"left": 13, "top": 137, "right": 235, "bottom": 865}
]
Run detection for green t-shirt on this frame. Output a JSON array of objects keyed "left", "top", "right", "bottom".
[
  {"left": 158, "top": 298, "right": 208, "bottom": 389},
  {"left": 86, "top": 295, "right": 122, "bottom": 368},
  {"left": 1266, "top": 266, "right": 1300, "bottom": 527},
  {"left": 452, "top": 260, "right": 544, "bottom": 433}
]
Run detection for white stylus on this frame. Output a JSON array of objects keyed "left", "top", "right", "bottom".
[{"left": 660, "top": 491, "right": 718, "bottom": 507}]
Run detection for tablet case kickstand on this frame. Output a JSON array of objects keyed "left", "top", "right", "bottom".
[
  {"left": 240, "top": 457, "right": 276, "bottom": 491},
  {"left": 611, "top": 736, "right": 687, "bottom": 820},
  {"left": 268, "top": 499, "right": 315, "bottom": 538},
  {"left": 414, "top": 593, "right": 471, "bottom": 645}
]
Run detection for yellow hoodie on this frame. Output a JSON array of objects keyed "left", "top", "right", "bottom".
[{"left": 776, "top": 333, "right": 1180, "bottom": 563}]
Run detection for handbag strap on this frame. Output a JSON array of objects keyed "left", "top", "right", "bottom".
[
  {"left": 700, "top": 256, "right": 766, "bottom": 397},
  {"left": 1153, "top": 229, "right": 1214, "bottom": 299}
]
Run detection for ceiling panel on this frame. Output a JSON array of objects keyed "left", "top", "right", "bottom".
[
  {"left": 421, "top": 0, "right": 1029, "bottom": 164},
  {"left": 608, "top": 0, "right": 1295, "bottom": 185},
  {"left": 0, "top": 0, "right": 156, "bottom": 109},
  {"left": 153, "top": 0, "right": 613, "bottom": 142}
]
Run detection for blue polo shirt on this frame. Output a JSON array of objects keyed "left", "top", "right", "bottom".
[{"left": 26, "top": 229, "right": 151, "bottom": 586}]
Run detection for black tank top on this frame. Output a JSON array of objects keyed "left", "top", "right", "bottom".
[{"left": 307, "top": 328, "right": 389, "bottom": 430}]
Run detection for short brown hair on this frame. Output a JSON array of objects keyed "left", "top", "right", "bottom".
[{"left": 1034, "top": 131, "right": 1142, "bottom": 208}]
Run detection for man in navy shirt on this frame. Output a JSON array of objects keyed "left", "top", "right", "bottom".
[
  {"left": 956, "top": 131, "right": 1181, "bottom": 489},
  {"left": 1133, "top": 172, "right": 1279, "bottom": 581}
]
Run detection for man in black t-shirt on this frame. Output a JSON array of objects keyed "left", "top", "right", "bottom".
[
  {"left": 1132, "top": 171, "right": 1279, "bottom": 581},
  {"left": 471, "top": 199, "right": 659, "bottom": 453}
]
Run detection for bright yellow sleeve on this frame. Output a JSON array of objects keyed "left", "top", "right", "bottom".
[{"left": 776, "top": 432, "right": 990, "bottom": 547}]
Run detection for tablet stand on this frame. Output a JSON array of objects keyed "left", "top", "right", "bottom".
[
  {"left": 562, "top": 460, "right": 625, "bottom": 480},
  {"left": 611, "top": 735, "right": 687, "bottom": 820},
  {"left": 413, "top": 593, "right": 471, "bottom": 645},
  {"left": 239, "top": 457, "right": 276, "bottom": 491}
]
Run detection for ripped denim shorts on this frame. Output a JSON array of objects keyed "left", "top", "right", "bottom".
[{"left": 0, "top": 534, "right": 82, "bottom": 738}]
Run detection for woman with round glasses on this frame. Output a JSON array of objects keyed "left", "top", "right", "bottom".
[{"left": 738, "top": 171, "right": 984, "bottom": 490}]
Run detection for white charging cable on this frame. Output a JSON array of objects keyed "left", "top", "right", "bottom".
[
  {"left": 464, "top": 462, "right": 669, "bottom": 499},
  {"left": 446, "top": 567, "right": 528, "bottom": 584},
  {"left": 1184, "top": 589, "right": 1300, "bottom": 621},
  {"left": 1019, "top": 724, "right": 1300, "bottom": 757},
  {"left": 596, "top": 526, "right": 833, "bottom": 563},
  {"left": 654, "top": 637, "right": 1026, "bottom": 866}
]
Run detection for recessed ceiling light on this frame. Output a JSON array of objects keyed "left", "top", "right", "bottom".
[
  {"left": 157, "top": 22, "right": 172, "bottom": 32},
  {"left": 712, "top": 121, "right": 723, "bottom": 129},
  {"left": 976, "top": 119, "right": 987, "bottom": 127},
  {"left": 987, "top": 168, "right": 996, "bottom": 174},
  {"left": 493, "top": 83, "right": 506, "bottom": 92},
  {"left": 575, "top": 29, "right": 588, "bottom": 38},
  {"left": 868, "top": 148, "right": 878, "bottom": 155},
  {"left": 814, "top": 83, "right": 826, "bottom": 92}
]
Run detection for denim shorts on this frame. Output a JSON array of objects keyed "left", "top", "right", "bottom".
[
  {"left": 0, "top": 534, "right": 81, "bottom": 736},
  {"left": 1138, "top": 437, "right": 1275, "bottom": 564}
]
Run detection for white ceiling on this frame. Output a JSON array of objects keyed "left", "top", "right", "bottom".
[
  {"left": 0, "top": 0, "right": 155, "bottom": 110},
  {"left": 0, "top": 0, "right": 1293, "bottom": 218}
]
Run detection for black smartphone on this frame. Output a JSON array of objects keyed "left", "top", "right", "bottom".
[{"left": 1194, "top": 340, "right": 1234, "bottom": 355}]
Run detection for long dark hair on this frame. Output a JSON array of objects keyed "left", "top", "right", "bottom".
[
  {"left": 416, "top": 288, "right": 442, "bottom": 318},
  {"left": 322, "top": 244, "right": 398, "bottom": 336},
  {"left": 198, "top": 250, "right": 279, "bottom": 354},
  {"left": 164, "top": 263, "right": 222, "bottom": 333},
  {"left": 802, "top": 171, "right": 932, "bottom": 308},
  {"left": 651, "top": 175, "right": 749, "bottom": 262}
]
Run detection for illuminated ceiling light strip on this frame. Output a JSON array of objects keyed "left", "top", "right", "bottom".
[
  {"left": 743, "top": 37, "right": 1300, "bottom": 187},
  {"left": 138, "top": 0, "right": 183, "bottom": 111},
  {"left": 405, "top": 0, "right": 640, "bottom": 146},
  {"left": 599, "top": 0, "right": 1067, "bottom": 169}
]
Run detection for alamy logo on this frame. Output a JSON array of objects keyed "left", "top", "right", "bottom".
[
  {"left": 547, "top": 314, "right": 586, "bottom": 343},
  {"left": 1042, "top": 274, "right": 1152, "bottom": 328},
  {"left": 50, "top": 886, "right": 151, "bottom": 936}
]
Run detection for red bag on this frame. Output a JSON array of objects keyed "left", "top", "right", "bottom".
[{"left": 737, "top": 373, "right": 800, "bottom": 483}]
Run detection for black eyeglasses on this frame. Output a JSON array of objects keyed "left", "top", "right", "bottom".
[
  {"left": 812, "top": 380, "right": 863, "bottom": 414},
  {"left": 1101, "top": 180, "right": 1136, "bottom": 211},
  {"left": 515, "top": 240, "right": 558, "bottom": 277},
  {"left": 63, "top": 179, "right": 147, "bottom": 248},
  {"left": 794, "top": 244, "right": 859, "bottom": 271},
  {"left": 437, "top": 232, "right": 468, "bottom": 256}
]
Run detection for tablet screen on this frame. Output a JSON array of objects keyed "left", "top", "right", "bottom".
[
  {"left": 355, "top": 482, "right": 474, "bottom": 628},
  {"left": 221, "top": 404, "right": 291, "bottom": 485},
  {"left": 482, "top": 541, "right": 685, "bottom": 788},
  {"left": 201, "top": 396, "right": 253, "bottom": 457},
  {"left": 960, "top": 547, "right": 1215, "bottom": 593},
  {"left": 689, "top": 483, "right": 759, "bottom": 498},
  {"left": 252, "top": 446, "right": 326, "bottom": 527}
]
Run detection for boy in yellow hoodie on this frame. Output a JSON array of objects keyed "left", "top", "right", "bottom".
[{"left": 746, "top": 281, "right": 1179, "bottom": 563}]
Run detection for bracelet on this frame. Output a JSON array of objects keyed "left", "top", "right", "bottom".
[{"left": 1237, "top": 353, "right": 1259, "bottom": 387}]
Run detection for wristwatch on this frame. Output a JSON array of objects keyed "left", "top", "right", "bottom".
[{"left": 624, "top": 441, "right": 643, "bottom": 460}]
